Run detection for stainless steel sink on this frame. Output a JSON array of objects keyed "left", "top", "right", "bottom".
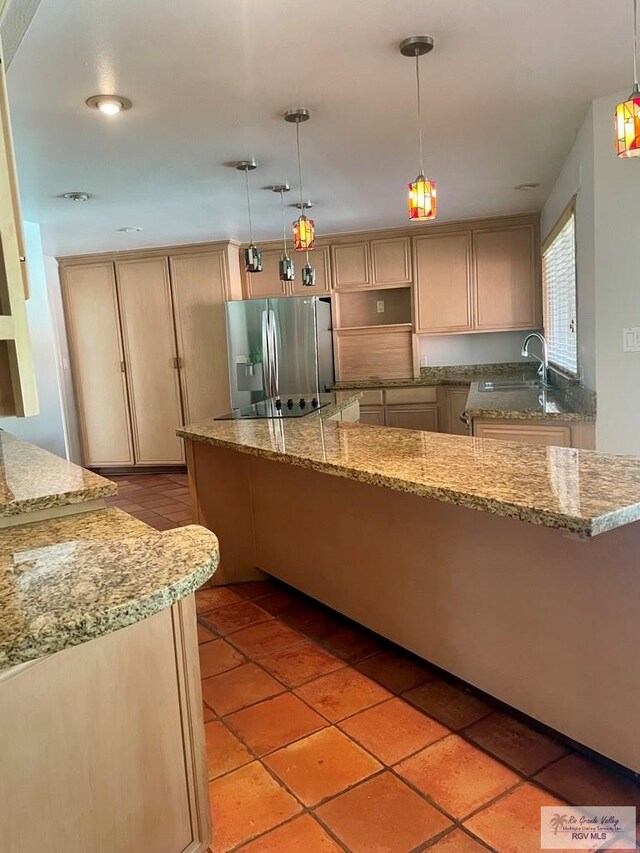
[{"left": 478, "top": 380, "right": 541, "bottom": 392}]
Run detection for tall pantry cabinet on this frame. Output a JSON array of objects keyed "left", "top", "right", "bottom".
[{"left": 60, "top": 243, "right": 241, "bottom": 469}]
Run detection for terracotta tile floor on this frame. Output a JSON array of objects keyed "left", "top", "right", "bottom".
[
  {"left": 105, "top": 471, "right": 191, "bottom": 529},
  {"left": 104, "top": 477, "right": 640, "bottom": 850},
  {"left": 197, "top": 580, "right": 640, "bottom": 852}
]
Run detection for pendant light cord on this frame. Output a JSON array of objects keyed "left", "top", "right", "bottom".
[
  {"left": 415, "top": 50, "right": 424, "bottom": 176},
  {"left": 296, "top": 120, "right": 305, "bottom": 210},
  {"left": 244, "top": 167, "right": 254, "bottom": 244},
  {"left": 634, "top": 0, "right": 639, "bottom": 89},
  {"left": 280, "top": 190, "right": 288, "bottom": 254}
]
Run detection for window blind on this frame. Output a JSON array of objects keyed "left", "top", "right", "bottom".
[{"left": 542, "top": 210, "right": 577, "bottom": 375}]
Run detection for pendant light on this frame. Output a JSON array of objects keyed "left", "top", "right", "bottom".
[
  {"left": 400, "top": 36, "right": 437, "bottom": 220},
  {"left": 284, "top": 108, "right": 316, "bottom": 252},
  {"left": 616, "top": 0, "right": 640, "bottom": 157},
  {"left": 272, "top": 184, "right": 295, "bottom": 282},
  {"left": 236, "top": 160, "right": 263, "bottom": 273}
]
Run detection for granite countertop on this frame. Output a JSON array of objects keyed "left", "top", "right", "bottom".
[
  {"left": 465, "top": 382, "right": 596, "bottom": 423},
  {"left": 0, "top": 431, "right": 116, "bottom": 517},
  {"left": 178, "top": 417, "right": 640, "bottom": 537},
  {"left": 0, "top": 508, "right": 219, "bottom": 669},
  {"left": 330, "top": 362, "right": 538, "bottom": 390}
]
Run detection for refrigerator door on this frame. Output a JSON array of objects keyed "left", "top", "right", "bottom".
[
  {"left": 225, "top": 298, "right": 268, "bottom": 408},
  {"left": 269, "top": 296, "right": 323, "bottom": 396},
  {"left": 315, "top": 297, "right": 335, "bottom": 392}
]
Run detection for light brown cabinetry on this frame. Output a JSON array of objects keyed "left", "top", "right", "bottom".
[
  {"left": 61, "top": 263, "right": 134, "bottom": 466},
  {"left": 473, "top": 225, "right": 538, "bottom": 331},
  {"left": 242, "top": 247, "right": 331, "bottom": 297},
  {"left": 359, "top": 406, "right": 385, "bottom": 425},
  {"left": 471, "top": 418, "right": 595, "bottom": 449},
  {"left": 334, "top": 326, "right": 417, "bottom": 381},
  {"left": 385, "top": 405, "right": 438, "bottom": 431},
  {"left": 0, "top": 46, "right": 37, "bottom": 416},
  {"left": 437, "top": 385, "right": 472, "bottom": 436},
  {"left": 61, "top": 245, "right": 236, "bottom": 469},
  {"left": 170, "top": 252, "right": 231, "bottom": 424},
  {"left": 332, "top": 237, "right": 411, "bottom": 290},
  {"left": 116, "top": 258, "right": 185, "bottom": 465},
  {"left": 413, "top": 218, "right": 539, "bottom": 335},
  {"left": 413, "top": 232, "right": 472, "bottom": 334}
]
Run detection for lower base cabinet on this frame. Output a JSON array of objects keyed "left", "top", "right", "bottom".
[
  {"left": 385, "top": 405, "right": 438, "bottom": 431},
  {"left": 472, "top": 418, "right": 595, "bottom": 449},
  {"left": 349, "top": 386, "right": 467, "bottom": 434}
]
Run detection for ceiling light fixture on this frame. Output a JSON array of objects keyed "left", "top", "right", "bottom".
[
  {"left": 236, "top": 160, "right": 262, "bottom": 273},
  {"left": 616, "top": 0, "right": 640, "bottom": 156},
  {"left": 400, "top": 35, "right": 437, "bottom": 221},
  {"left": 284, "top": 108, "right": 315, "bottom": 287},
  {"left": 272, "top": 184, "right": 295, "bottom": 282},
  {"left": 62, "top": 192, "right": 91, "bottom": 202},
  {"left": 514, "top": 183, "right": 541, "bottom": 191},
  {"left": 117, "top": 226, "right": 143, "bottom": 232},
  {"left": 85, "top": 95, "right": 132, "bottom": 115}
]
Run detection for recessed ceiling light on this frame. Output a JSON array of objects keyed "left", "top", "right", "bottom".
[
  {"left": 514, "top": 183, "right": 540, "bottom": 191},
  {"left": 117, "top": 226, "right": 143, "bottom": 232},
  {"left": 85, "top": 95, "right": 132, "bottom": 115},
  {"left": 62, "top": 192, "right": 91, "bottom": 202}
]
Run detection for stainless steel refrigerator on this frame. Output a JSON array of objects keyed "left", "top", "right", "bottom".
[{"left": 225, "top": 296, "right": 334, "bottom": 409}]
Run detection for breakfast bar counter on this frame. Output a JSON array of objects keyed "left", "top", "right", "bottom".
[{"left": 181, "top": 415, "right": 640, "bottom": 775}]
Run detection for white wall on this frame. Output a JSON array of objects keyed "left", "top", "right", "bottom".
[
  {"left": 418, "top": 331, "right": 534, "bottom": 367},
  {"left": 592, "top": 92, "right": 640, "bottom": 454},
  {"left": 541, "top": 106, "right": 596, "bottom": 392},
  {"left": 0, "top": 221, "right": 67, "bottom": 456}
]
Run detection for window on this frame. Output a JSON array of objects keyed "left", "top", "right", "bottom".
[{"left": 542, "top": 201, "right": 578, "bottom": 375}]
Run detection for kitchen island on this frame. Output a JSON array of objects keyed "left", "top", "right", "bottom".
[
  {"left": 0, "top": 431, "right": 218, "bottom": 853},
  {"left": 179, "top": 414, "right": 640, "bottom": 774}
]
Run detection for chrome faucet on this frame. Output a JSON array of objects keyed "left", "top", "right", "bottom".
[{"left": 521, "top": 332, "right": 549, "bottom": 387}]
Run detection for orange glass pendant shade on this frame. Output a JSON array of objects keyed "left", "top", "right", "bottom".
[
  {"left": 408, "top": 175, "right": 437, "bottom": 220},
  {"left": 616, "top": 91, "right": 640, "bottom": 157},
  {"left": 293, "top": 214, "right": 315, "bottom": 251}
]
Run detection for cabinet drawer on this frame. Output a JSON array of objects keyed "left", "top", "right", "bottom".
[
  {"left": 384, "top": 387, "right": 437, "bottom": 405},
  {"left": 359, "top": 406, "right": 385, "bottom": 426}
]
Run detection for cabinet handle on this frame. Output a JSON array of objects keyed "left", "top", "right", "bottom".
[
  {"left": 120, "top": 361, "right": 126, "bottom": 373},
  {"left": 460, "top": 412, "right": 471, "bottom": 426}
]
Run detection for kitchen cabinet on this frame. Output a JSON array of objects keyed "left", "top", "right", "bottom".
[
  {"left": 413, "top": 217, "right": 539, "bottom": 335},
  {"left": 437, "top": 385, "right": 471, "bottom": 436},
  {"left": 170, "top": 252, "right": 231, "bottom": 424},
  {"left": 472, "top": 420, "right": 571, "bottom": 447},
  {"left": 473, "top": 224, "right": 539, "bottom": 331},
  {"left": 385, "top": 404, "right": 438, "bottom": 432},
  {"left": 0, "top": 46, "right": 37, "bottom": 416},
  {"left": 61, "top": 263, "right": 134, "bottom": 467},
  {"left": 332, "top": 237, "right": 411, "bottom": 290},
  {"left": 413, "top": 232, "right": 473, "bottom": 333},
  {"left": 116, "top": 258, "right": 185, "bottom": 465},
  {"left": 61, "top": 245, "right": 236, "bottom": 469},
  {"left": 359, "top": 406, "right": 385, "bottom": 425},
  {"left": 334, "top": 326, "right": 418, "bottom": 381},
  {"left": 242, "top": 246, "right": 330, "bottom": 297}
]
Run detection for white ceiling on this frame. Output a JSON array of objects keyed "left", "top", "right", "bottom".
[{"left": 5, "top": 0, "right": 634, "bottom": 257}]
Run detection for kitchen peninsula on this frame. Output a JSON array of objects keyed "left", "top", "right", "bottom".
[
  {"left": 180, "top": 412, "right": 640, "bottom": 775},
  {"left": 0, "top": 431, "right": 218, "bottom": 853}
]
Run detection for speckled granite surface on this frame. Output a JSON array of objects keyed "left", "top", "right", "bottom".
[
  {"left": 0, "top": 431, "right": 116, "bottom": 517},
  {"left": 0, "top": 508, "right": 219, "bottom": 669},
  {"left": 331, "top": 362, "right": 538, "bottom": 389},
  {"left": 178, "top": 418, "right": 640, "bottom": 537},
  {"left": 465, "top": 382, "right": 596, "bottom": 422}
]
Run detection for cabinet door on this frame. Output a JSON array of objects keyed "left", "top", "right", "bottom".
[
  {"left": 473, "top": 225, "right": 538, "bottom": 331},
  {"left": 332, "top": 242, "right": 370, "bottom": 289},
  {"left": 359, "top": 406, "right": 385, "bottom": 425},
  {"left": 242, "top": 249, "right": 288, "bottom": 298},
  {"left": 62, "top": 263, "right": 134, "bottom": 466},
  {"left": 371, "top": 237, "right": 411, "bottom": 285},
  {"left": 446, "top": 386, "right": 471, "bottom": 436},
  {"left": 290, "top": 246, "right": 331, "bottom": 294},
  {"left": 413, "top": 233, "right": 472, "bottom": 333},
  {"left": 116, "top": 258, "right": 185, "bottom": 464},
  {"left": 472, "top": 421, "right": 570, "bottom": 447},
  {"left": 385, "top": 404, "right": 439, "bottom": 432},
  {"left": 170, "top": 252, "right": 231, "bottom": 424}
]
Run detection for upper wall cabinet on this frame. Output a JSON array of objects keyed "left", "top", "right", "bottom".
[
  {"left": 242, "top": 246, "right": 330, "bottom": 298},
  {"left": 473, "top": 224, "right": 539, "bottom": 331},
  {"left": 332, "top": 237, "right": 411, "bottom": 290},
  {"left": 413, "top": 218, "right": 539, "bottom": 335},
  {"left": 413, "top": 232, "right": 473, "bottom": 334}
]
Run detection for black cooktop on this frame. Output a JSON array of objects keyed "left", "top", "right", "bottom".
[{"left": 215, "top": 394, "right": 334, "bottom": 420}]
